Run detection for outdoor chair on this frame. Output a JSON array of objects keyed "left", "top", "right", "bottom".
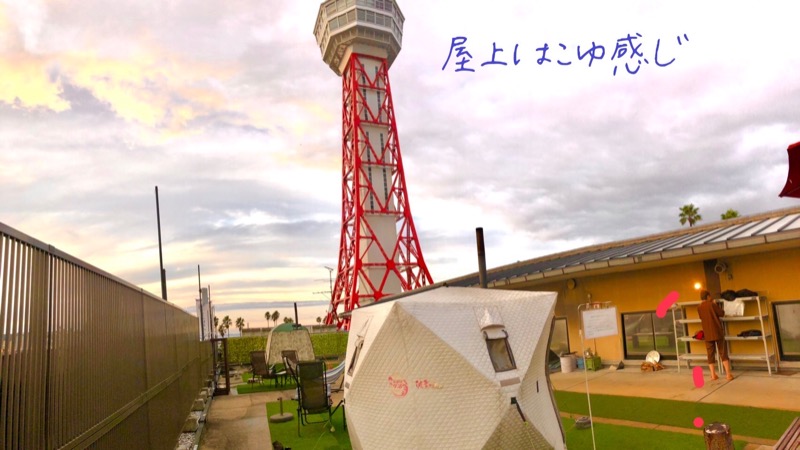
[
  {"left": 281, "top": 349, "right": 299, "bottom": 371},
  {"left": 286, "top": 359, "right": 345, "bottom": 436},
  {"left": 250, "top": 351, "right": 282, "bottom": 387},
  {"left": 283, "top": 354, "right": 300, "bottom": 400}
]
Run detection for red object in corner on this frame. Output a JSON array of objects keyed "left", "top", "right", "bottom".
[{"left": 779, "top": 141, "right": 800, "bottom": 198}]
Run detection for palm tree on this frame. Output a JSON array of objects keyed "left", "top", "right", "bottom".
[
  {"left": 720, "top": 209, "right": 740, "bottom": 220},
  {"left": 283, "top": 317, "right": 294, "bottom": 324},
  {"left": 222, "top": 315, "right": 232, "bottom": 336},
  {"left": 264, "top": 310, "right": 270, "bottom": 326},
  {"left": 679, "top": 204, "right": 702, "bottom": 227},
  {"left": 218, "top": 323, "right": 226, "bottom": 337},
  {"left": 316, "top": 316, "right": 322, "bottom": 327},
  {"left": 213, "top": 316, "right": 219, "bottom": 337},
  {"left": 271, "top": 311, "right": 280, "bottom": 326},
  {"left": 235, "top": 317, "right": 245, "bottom": 336}
]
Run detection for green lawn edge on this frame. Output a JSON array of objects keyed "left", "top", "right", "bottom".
[
  {"left": 555, "top": 390, "right": 797, "bottom": 440},
  {"left": 262, "top": 392, "right": 768, "bottom": 449},
  {"left": 561, "top": 418, "right": 748, "bottom": 450},
  {"left": 265, "top": 400, "right": 750, "bottom": 450}
]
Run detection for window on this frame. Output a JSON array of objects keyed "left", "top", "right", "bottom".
[
  {"left": 365, "top": 131, "right": 374, "bottom": 210},
  {"left": 361, "top": 86, "right": 367, "bottom": 120},
  {"left": 376, "top": 91, "right": 382, "bottom": 120},
  {"left": 484, "top": 329, "right": 516, "bottom": 372},
  {"left": 550, "top": 317, "right": 569, "bottom": 356},
  {"left": 379, "top": 133, "right": 388, "bottom": 201},
  {"left": 329, "top": 12, "right": 351, "bottom": 30},
  {"left": 365, "top": 131, "right": 371, "bottom": 162},
  {"left": 774, "top": 300, "right": 800, "bottom": 361},
  {"left": 622, "top": 310, "right": 684, "bottom": 359},
  {"left": 548, "top": 317, "right": 570, "bottom": 368},
  {"left": 348, "top": 337, "right": 364, "bottom": 375}
]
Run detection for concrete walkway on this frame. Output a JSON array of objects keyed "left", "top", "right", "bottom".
[
  {"left": 199, "top": 388, "right": 295, "bottom": 450},
  {"left": 550, "top": 366, "right": 800, "bottom": 411}
]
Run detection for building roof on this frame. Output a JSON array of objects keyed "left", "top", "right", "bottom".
[{"left": 446, "top": 206, "right": 800, "bottom": 288}]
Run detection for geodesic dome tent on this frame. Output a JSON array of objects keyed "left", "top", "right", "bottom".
[
  {"left": 342, "top": 286, "right": 565, "bottom": 450},
  {"left": 265, "top": 323, "right": 315, "bottom": 366}
]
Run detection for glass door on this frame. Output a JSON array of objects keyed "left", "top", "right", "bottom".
[{"left": 622, "top": 310, "right": 684, "bottom": 359}]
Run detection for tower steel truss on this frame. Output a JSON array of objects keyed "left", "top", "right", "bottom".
[{"left": 326, "top": 53, "right": 432, "bottom": 329}]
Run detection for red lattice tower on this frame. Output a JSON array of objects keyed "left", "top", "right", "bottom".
[{"left": 314, "top": 1, "right": 432, "bottom": 329}]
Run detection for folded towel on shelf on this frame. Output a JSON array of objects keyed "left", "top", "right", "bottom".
[{"left": 723, "top": 297, "right": 745, "bottom": 316}]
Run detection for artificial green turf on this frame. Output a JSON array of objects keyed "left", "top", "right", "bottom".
[
  {"left": 263, "top": 393, "right": 767, "bottom": 449},
  {"left": 267, "top": 401, "right": 351, "bottom": 450},
  {"left": 555, "top": 390, "right": 797, "bottom": 440},
  {"left": 561, "top": 418, "right": 748, "bottom": 450}
]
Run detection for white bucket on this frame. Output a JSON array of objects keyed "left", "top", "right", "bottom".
[{"left": 560, "top": 355, "right": 576, "bottom": 373}]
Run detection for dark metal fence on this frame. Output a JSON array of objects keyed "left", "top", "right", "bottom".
[{"left": 0, "top": 222, "right": 212, "bottom": 449}]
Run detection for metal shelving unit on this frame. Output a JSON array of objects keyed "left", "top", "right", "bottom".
[{"left": 671, "top": 296, "right": 776, "bottom": 374}]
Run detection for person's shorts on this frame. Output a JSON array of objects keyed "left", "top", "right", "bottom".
[{"left": 705, "top": 339, "right": 728, "bottom": 363}]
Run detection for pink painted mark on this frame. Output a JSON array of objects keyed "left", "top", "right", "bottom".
[
  {"left": 388, "top": 376, "right": 409, "bottom": 398},
  {"left": 694, "top": 417, "right": 704, "bottom": 428},
  {"left": 656, "top": 291, "right": 680, "bottom": 318},
  {"left": 692, "top": 366, "right": 705, "bottom": 388}
]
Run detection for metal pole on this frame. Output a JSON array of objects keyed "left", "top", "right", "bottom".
[
  {"left": 577, "top": 303, "right": 597, "bottom": 450},
  {"left": 209, "top": 286, "right": 215, "bottom": 338},
  {"left": 155, "top": 186, "right": 167, "bottom": 301},
  {"left": 476, "top": 227, "right": 488, "bottom": 289},
  {"left": 198, "top": 265, "right": 204, "bottom": 340},
  {"left": 324, "top": 266, "right": 334, "bottom": 298}
]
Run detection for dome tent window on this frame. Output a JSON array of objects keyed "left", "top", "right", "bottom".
[
  {"left": 348, "top": 337, "right": 364, "bottom": 376},
  {"left": 348, "top": 319, "right": 371, "bottom": 376},
  {"left": 479, "top": 307, "right": 517, "bottom": 372},
  {"left": 484, "top": 329, "right": 517, "bottom": 372}
]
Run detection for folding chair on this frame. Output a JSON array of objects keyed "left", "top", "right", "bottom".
[
  {"left": 250, "top": 351, "right": 281, "bottom": 387},
  {"left": 286, "top": 359, "right": 345, "bottom": 436}
]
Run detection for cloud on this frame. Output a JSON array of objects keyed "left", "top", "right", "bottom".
[
  {"left": 0, "top": 55, "right": 70, "bottom": 111},
  {"left": 2, "top": 0, "right": 47, "bottom": 52},
  {"left": 210, "top": 300, "right": 329, "bottom": 313},
  {"left": 1, "top": 0, "right": 799, "bottom": 317},
  {"left": 0, "top": 0, "right": 321, "bottom": 135}
]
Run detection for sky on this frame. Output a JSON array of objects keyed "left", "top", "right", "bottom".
[{"left": 1, "top": 0, "right": 798, "bottom": 329}]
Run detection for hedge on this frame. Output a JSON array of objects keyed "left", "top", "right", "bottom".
[
  {"left": 312, "top": 332, "right": 349, "bottom": 359},
  {"left": 222, "top": 332, "right": 349, "bottom": 366},
  {"left": 226, "top": 336, "right": 268, "bottom": 365}
]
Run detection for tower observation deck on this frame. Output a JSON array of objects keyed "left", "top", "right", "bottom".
[{"left": 314, "top": 0, "right": 433, "bottom": 329}]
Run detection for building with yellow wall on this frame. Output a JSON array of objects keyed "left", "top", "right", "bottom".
[{"left": 446, "top": 206, "right": 800, "bottom": 371}]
